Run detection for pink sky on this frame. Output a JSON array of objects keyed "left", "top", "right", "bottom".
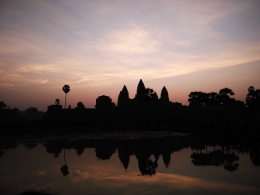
[{"left": 1, "top": 0, "right": 260, "bottom": 111}]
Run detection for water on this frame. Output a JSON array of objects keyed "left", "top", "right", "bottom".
[{"left": 0, "top": 131, "right": 260, "bottom": 195}]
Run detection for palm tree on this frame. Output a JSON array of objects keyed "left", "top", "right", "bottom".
[{"left": 62, "top": 85, "right": 70, "bottom": 109}]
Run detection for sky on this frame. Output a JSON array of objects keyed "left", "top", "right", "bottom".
[{"left": 0, "top": 0, "right": 260, "bottom": 111}]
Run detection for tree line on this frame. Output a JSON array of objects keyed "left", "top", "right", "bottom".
[{"left": 188, "top": 86, "right": 259, "bottom": 111}]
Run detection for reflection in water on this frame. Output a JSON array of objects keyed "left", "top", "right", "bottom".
[
  {"left": 24, "top": 143, "right": 37, "bottom": 150},
  {"left": 20, "top": 190, "right": 52, "bottom": 195},
  {"left": 191, "top": 147, "right": 239, "bottom": 172},
  {"left": 0, "top": 135, "right": 260, "bottom": 194},
  {"left": 250, "top": 148, "right": 260, "bottom": 166},
  {"left": 60, "top": 149, "right": 69, "bottom": 176}
]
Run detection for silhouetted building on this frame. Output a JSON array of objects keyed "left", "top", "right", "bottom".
[
  {"left": 47, "top": 105, "right": 62, "bottom": 112},
  {"left": 117, "top": 85, "right": 129, "bottom": 106},
  {"left": 95, "top": 146, "right": 116, "bottom": 160},
  {"left": 46, "top": 79, "right": 184, "bottom": 125},
  {"left": 134, "top": 79, "right": 146, "bottom": 100},
  {"left": 160, "top": 86, "right": 169, "bottom": 104},
  {"left": 95, "top": 95, "right": 115, "bottom": 109}
]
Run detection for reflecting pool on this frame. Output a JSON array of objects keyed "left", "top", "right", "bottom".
[{"left": 0, "top": 132, "right": 260, "bottom": 195}]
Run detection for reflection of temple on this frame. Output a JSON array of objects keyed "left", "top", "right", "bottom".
[
  {"left": 29, "top": 136, "right": 260, "bottom": 175},
  {"left": 95, "top": 144, "right": 116, "bottom": 160},
  {"left": 43, "top": 138, "right": 189, "bottom": 175}
]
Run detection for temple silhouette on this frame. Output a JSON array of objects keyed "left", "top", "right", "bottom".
[
  {"left": 117, "top": 79, "right": 174, "bottom": 107},
  {"left": 42, "top": 79, "right": 257, "bottom": 133},
  {"left": 1, "top": 79, "right": 258, "bottom": 132},
  {"left": 46, "top": 79, "right": 182, "bottom": 125}
]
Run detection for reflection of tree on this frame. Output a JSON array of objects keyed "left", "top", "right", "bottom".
[
  {"left": 190, "top": 146, "right": 239, "bottom": 172},
  {"left": 45, "top": 143, "right": 61, "bottom": 158},
  {"left": 223, "top": 162, "right": 239, "bottom": 172},
  {"left": 191, "top": 153, "right": 211, "bottom": 166},
  {"left": 95, "top": 145, "right": 116, "bottom": 160},
  {"left": 138, "top": 156, "right": 158, "bottom": 176},
  {"left": 60, "top": 149, "right": 69, "bottom": 176},
  {"left": 75, "top": 147, "right": 84, "bottom": 156},
  {"left": 223, "top": 147, "right": 239, "bottom": 172},
  {"left": 0, "top": 150, "right": 5, "bottom": 157},
  {"left": 135, "top": 142, "right": 159, "bottom": 176},
  {"left": 249, "top": 148, "right": 260, "bottom": 166},
  {"left": 24, "top": 143, "right": 37, "bottom": 150}
]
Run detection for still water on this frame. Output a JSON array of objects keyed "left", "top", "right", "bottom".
[{"left": 0, "top": 132, "right": 260, "bottom": 195}]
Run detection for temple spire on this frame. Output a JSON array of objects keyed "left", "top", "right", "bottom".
[
  {"left": 135, "top": 79, "right": 145, "bottom": 99},
  {"left": 117, "top": 85, "right": 129, "bottom": 106},
  {"left": 160, "top": 86, "right": 169, "bottom": 103}
]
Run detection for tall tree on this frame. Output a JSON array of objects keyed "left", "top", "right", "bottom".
[
  {"left": 62, "top": 85, "right": 70, "bottom": 109},
  {"left": 205, "top": 92, "right": 219, "bottom": 108},
  {"left": 0, "top": 101, "right": 7, "bottom": 109},
  {"left": 218, "top": 87, "right": 235, "bottom": 117},
  {"left": 246, "top": 86, "right": 260, "bottom": 111},
  {"left": 139, "top": 88, "right": 157, "bottom": 103},
  {"left": 138, "top": 88, "right": 157, "bottom": 125},
  {"left": 25, "top": 107, "right": 39, "bottom": 120},
  {"left": 188, "top": 91, "right": 205, "bottom": 107}
]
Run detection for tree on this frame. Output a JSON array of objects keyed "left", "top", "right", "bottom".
[
  {"left": 25, "top": 107, "right": 39, "bottom": 120},
  {"left": 188, "top": 91, "right": 205, "bottom": 107},
  {"left": 25, "top": 107, "right": 38, "bottom": 115},
  {"left": 55, "top": 99, "right": 60, "bottom": 105},
  {"left": 76, "top": 102, "right": 85, "bottom": 110},
  {"left": 0, "top": 101, "right": 7, "bottom": 109},
  {"left": 206, "top": 92, "right": 218, "bottom": 107},
  {"left": 218, "top": 88, "right": 235, "bottom": 117},
  {"left": 139, "top": 88, "right": 157, "bottom": 103},
  {"left": 246, "top": 86, "right": 260, "bottom": 112},
  {"left": 138, "top": 88, "right": 157, "bottom": 125},
  {"left": 62, "top": 85, "right": 70, "bottom": 109}
]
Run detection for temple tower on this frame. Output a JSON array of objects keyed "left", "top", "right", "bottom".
[
  {"left": 117, "top": 85, "right": 129, "bottom": 106},
  {"left": 160, "top": 86, "right": 169, "bottom": 103},
  {"left": 135, "top": 79, "right": 145, "bottom": 99}
]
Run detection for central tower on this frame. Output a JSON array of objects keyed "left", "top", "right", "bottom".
[{"left": 134, "top": 79, "right": 145, "bottom": 99}]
